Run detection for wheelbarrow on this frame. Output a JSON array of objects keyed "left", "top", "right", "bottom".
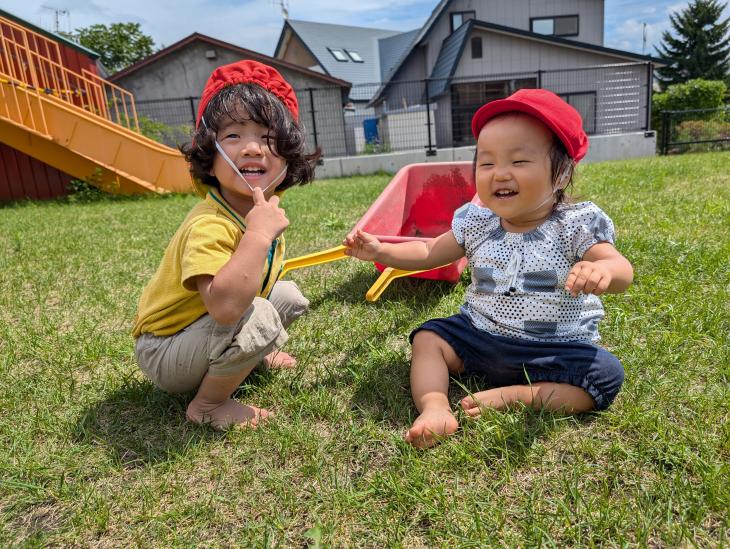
[{"left": 280, "top": 161, "right": 478, "bottom": 301}]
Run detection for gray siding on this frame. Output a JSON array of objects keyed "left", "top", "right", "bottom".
[{"left": 424, "top": 0, "right": 604, "bottom": 75}]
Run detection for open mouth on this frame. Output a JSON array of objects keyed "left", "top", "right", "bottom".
[
  {"left": 494, "top": 189, "right": 518, "bottom": 198},
  {"left": 239, "top": 167, "right": 266, "bottom": 176}
]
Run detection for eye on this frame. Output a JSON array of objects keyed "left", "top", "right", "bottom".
[
  {"left": 223, "top": 133, "right": 239, "bottom": 140},
  {"left": 479, "top": 162, "right": 494, "bottom": 168},
  {"left": 513, "top": 160, "right": 528, "bottom": 165}
]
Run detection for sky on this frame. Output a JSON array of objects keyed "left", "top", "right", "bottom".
[{"left": 3, "top": 0, "right": 726, "bottom": 58}]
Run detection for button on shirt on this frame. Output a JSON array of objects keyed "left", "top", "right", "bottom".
[{"left": 451, "top": 201, "right": 616, "bottom": 343}]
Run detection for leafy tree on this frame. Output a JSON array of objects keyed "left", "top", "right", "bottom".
[
  {"left": 654, "top": 0, "right": 730, "bottom": 88},
  {"left": 74, "top": 23, "right": 155, "bottom": 73}
]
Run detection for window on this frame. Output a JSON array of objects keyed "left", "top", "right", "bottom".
[
  {"left": 345, "top": 49, "right": 364, "bottom": 63},
  {"left": 471, "top": 36, "right": 482, "bottom": 59},
  {"left": 559, "top": 91, "right": 596, "bottom": 133},
  {"left": 530, "top": 15, "right": 579, "bottom": 37},
  {"left": 327, "top": 48, "right": 348, "bottom": 62},
  {"left": 450, "top": 11, "right": 475, "bottom": 32}
]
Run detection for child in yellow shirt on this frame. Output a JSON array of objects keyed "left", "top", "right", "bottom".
[{"left": 133, "top": 60, "right": 319, "bottom": 429}]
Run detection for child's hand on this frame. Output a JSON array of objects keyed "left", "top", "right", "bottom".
[
  {"left": 245, "top": 187, "right": 289, "bottom": 242},
  {"left": 343, "top": 229, "right": 381, "bottom": 261},
  {"left": 565, "top": 261, "right": 613, "bottom": 297}
]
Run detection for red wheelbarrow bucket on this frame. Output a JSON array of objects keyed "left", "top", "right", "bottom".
[{"left": 280, "top": 161, "right": 478, "bottom": 301}]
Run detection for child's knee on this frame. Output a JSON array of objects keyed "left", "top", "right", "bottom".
[{"left": 268, "top": 280, "right": 309, "bottom": 328}]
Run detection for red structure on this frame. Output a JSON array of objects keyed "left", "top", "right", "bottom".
[{"left": 0, "top": 8, "right": 101, "bottom": 201}]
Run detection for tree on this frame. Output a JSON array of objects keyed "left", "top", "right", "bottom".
[
  {"left": 74, "top": 23, "right": 155, "bottom": 73},
  {"left": 654, "top": 0, "right": 730, "bottom": 88}
]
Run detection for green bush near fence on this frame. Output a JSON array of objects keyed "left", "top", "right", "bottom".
[{"left": 652, "top": 79, "right": 727, "bottom": 129}]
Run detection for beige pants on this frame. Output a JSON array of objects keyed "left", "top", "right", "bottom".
[{"left": 135, "top": 281, "right": 309, "bottom": 393}]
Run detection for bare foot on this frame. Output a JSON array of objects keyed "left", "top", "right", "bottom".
[
  {"left": 186, "top": 398, "right": 272, "bottom": 430},
  {"left": 263, "top": 350, "right": 297, "bottom": 369},
  {"left": 460, "top": 389, "right": 507, "bottom": 417},
  {"left": 404, "top": 407, "right": 459, "bottom": 448}
]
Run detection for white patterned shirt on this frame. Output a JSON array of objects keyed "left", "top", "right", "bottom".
[{"left": 452, "top": 201, "right": 616, "bottom": 342}]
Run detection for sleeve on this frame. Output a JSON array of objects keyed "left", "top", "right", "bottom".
[
  {"left": 571, "top": 204, "right": 616, "bottom": 260},
  {"left": 181, "top": 217, "right": 239, "bottom": 291},
  {"left": 451, "top": 203, "right": 472, "bottom": 247}
]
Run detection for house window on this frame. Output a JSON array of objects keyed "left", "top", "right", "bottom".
[
  {"left": 450, "top": 78, "right": 537, "bottom": 146},
  {"left": 450, "top": 11, "right": 475, "bottom": 32},
  {"left": 530, "top": 15, "right": 579, "bottom": 37},
  {"left": 559, "top": 91, "right": 596, "bottom": 133},
  {"left": 345, "top": 49, "right": 364, "bottom": 63},
  {"left": 327, "top": 48, "right": 348, "bottom": 62},
  {"left": 471, "top": 37, "right": 482, "bottom": 59}
]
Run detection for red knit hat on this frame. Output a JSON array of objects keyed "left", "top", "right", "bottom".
[
  {"left": 471, "top": 89, "right": 589, "bottom": 162},
  {"left": 195, "top": 60, "right": 299, "bottom": 127}
]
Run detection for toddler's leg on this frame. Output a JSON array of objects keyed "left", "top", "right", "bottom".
[
  {"left": 460, "top": 382, "right": 594, "bottom": 416},
  {"left": 405, "top": 330, "right": 464, "bottom": 448},
  {"left": 263, "top": 281, "right": 310, "bottom": 368},
  {"left": 186, "top": 368, "right": 271, "bottom": 430}
]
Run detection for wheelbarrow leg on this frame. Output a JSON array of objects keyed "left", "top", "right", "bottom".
[{"left": 365, "top": 267, "right": 428, "bottom": 302}]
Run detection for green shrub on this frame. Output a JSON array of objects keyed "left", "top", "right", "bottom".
[{"left": 653, "top": 79, "right": 727, "bottom": 130}]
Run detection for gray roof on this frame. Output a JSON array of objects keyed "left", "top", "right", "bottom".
[
  {"left": 427, "top": 21, "right": 471, "bottom": 98},
  {"left": 378, "top": 29, "right": 419, "bottom": 81},
  {"left": 280, "top": 20, "right": 403, "bottom": 100}
]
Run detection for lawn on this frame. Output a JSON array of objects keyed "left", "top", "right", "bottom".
[{"left": 1, "top": 152, "right": 728, "bottom": 546}]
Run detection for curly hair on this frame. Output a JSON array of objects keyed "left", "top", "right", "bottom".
[{"left": 180, "top": 83, "right": 321, "bottom": 191}]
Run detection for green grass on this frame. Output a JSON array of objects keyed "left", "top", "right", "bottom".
[{"left": 1, "top": 152, "right": 728, "bottom": 546}]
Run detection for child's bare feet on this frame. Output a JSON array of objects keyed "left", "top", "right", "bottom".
[
  {"left": 263, "top": 350, "right": 297, "bottom": 369},
  {"left": 186, "top": 398, "right": 271, "bottom": 430},
  {"left": 460, "top": 389, "right": 505, "bottom": 417},
  {"left": 404, "top": 406, "right": 459, "bottom": 448}
]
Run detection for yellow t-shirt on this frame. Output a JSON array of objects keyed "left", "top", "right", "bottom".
[{"left": 132, "top": 189, "right": 285, "bottom": 337}]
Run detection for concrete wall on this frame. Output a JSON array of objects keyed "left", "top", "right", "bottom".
[{"left": 314, "top": 131, "right": 656, "bottom": 179}]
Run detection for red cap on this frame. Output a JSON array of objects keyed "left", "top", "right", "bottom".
[
  {"left": 196, "top": 60, "right": 299, "bottom": 127},
  {"left": 471, "top": 89, "right": 588, "bottom": 162}
]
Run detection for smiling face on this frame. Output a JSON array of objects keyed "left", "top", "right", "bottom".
[
  {"left": 211, "top": 110, "right": 287, "bottom": 206},
  {"left": 475, "top": 113, "right": 558, "bottom": 232}
]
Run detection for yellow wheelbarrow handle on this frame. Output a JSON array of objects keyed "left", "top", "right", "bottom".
[
  {"left": 366, "top": 267, "right": 428, "bottom": 302},
  {"left": 280, "top": 245, "right": 348, "bottom": 279}
]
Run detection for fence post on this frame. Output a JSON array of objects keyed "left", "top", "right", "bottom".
[
  {"left": 645, "top": 62, "right": 653, "bottom": 131},
  {"left": 660, "top": 110, "right": 670, "bottom": 155},
  {"left": 188, "top": 97, "right": 197, "bottom": 126},
  {"left": 537, "top": 69, "right": 543, "bottom": 89},
  {"left": 307, "top": 88, "right": 319, "bottom": 150},
  {"left": 424, "top": 79, "right": 436, "bottom": 156}
]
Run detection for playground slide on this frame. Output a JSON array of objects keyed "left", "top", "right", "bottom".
[{"left": 0, "top": 81, "right": 192, "bottom": 195}]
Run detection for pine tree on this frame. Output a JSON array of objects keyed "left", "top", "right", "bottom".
[{"left": 655, "top": 0, "right": 730, "bottom": 88}]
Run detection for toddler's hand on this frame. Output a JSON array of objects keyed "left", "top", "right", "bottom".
[
  {"left": 245, "top": 187, "right": 289, "bottom": 242},
  {"left": 565, "top": 261, "right": 612, "bottom": 297},
  {"left": 343, "top": 229, "right": 381, "bottom": 261}
]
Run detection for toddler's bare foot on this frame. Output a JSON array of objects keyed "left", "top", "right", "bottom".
[
  {"left": 460, "top": 389, "right": 507, "bottom": 417},
  {"left": 404, "top": 407, "right": 458, "bottom": 448},
  {"left": 186, "top": 398, "right": 271, "bottom": 430},
  {"left": 263, "top": 350, "right": 297, "bottom": 369}
]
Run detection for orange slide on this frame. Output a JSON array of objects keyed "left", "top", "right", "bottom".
[{"left": 0, "top": 15, "right": 192, "bottom": 195}]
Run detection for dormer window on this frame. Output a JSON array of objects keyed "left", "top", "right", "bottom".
[
  {"left": 346, "top": 49, "right": 364, "bottom": 63},
  {"left": 328, "top": 48, "right": 348, "bottom": 62},
  {"left": 530, "top": 15, "right": 579, "bottom": 37},
  {"left": 450, "top": 11, "right": 475, "bottom": 33}
]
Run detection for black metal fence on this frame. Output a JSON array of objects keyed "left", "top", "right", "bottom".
[
  {"left": 135, "top": 62, "right": 654, "bottom": 157},
  {"left": 658, "top": 106, "right": 730, "bottom": 155}
]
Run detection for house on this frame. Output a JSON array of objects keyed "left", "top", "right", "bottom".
[
  {"left": 0, "top": 8, "right": 102, "bottom": 201},
  {"left": 109, "top": 33, "right": 353, "bottom": 156},
  {"left": 275, "top": 1, "right": 665, "bottom": 152}
]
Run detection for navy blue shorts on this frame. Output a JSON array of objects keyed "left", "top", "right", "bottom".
[{"left": 410, "top": 313, "right": 624, "bottom": 410}]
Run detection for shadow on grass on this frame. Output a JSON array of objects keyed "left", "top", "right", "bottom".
[
  {"left": 72, "top": 368, "right": 277, "bottom": 467},
  {"left": 305, "top": 267, "right": 460, "bottom": 309}
]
